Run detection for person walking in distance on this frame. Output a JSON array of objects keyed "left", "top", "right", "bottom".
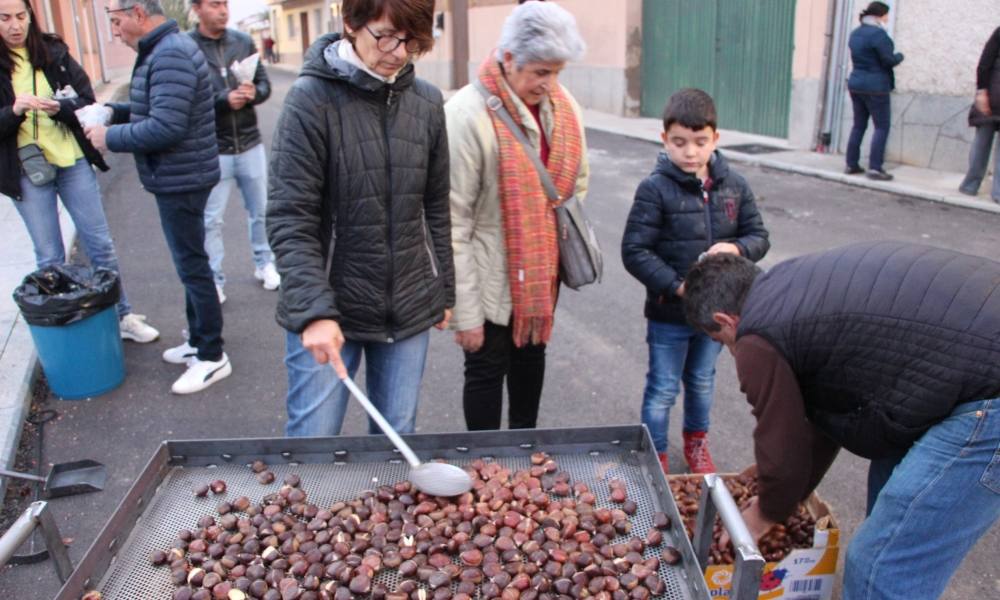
[
  {"left": 959, "top": 25, "right": 1000, "bottom": 203},
  {"left": 86, "top": 0, "right": 230, "bottom": 394},
  {"left": 190, "top": 0, "right": 279, "bottom": 304}
]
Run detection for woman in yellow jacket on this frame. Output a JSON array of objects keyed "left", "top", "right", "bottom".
[{"left": 0, "top": 0, "right": 157, "bottom": 342}]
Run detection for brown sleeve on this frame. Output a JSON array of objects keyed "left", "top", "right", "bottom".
[{"left": 733, "top": 335, "right": 840, "bottom": 522}]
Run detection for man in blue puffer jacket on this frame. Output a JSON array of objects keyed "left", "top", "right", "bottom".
[{"left": 86, "top": 0, "right": 229, "bottom": 395}]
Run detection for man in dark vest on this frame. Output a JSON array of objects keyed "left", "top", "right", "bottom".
[{"left": 683, "top": 241, "right": 1000, "bottom": 600}]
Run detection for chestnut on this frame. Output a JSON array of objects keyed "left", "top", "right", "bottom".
[
  {"left": 258, "top": 471, "right": 276, "bottom": 485},
  {"left": 210, "top": 480, "right": 228, "bottom": 495},
  {"left": 195, "top": 485, "right": 211, "bottom": 498},
  {"left": 661, "top": 546, "right": 682, "bottom": 566}
]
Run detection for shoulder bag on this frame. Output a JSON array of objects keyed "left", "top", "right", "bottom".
[{"left": 475, "top": 81, "right": 602, "bottom": 290}]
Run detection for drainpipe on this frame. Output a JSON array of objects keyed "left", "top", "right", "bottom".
[
  {"left": 819, "top": 0, "right": 851, "bottom": 153},
  {"left": 91, "top": 0, "right": 108, "bottom": 83},
  {"left": 39, "top": 0, "right": 55, "bottom": 32},
  {"left": 66, "top": 0, "right": 85, "bottom": 64}
]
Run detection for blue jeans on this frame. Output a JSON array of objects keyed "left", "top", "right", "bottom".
[
  {"left": 640, "top": 320, "right": 724, "bottom": 453},
  {"left": 959, "top": 124, "right": 1000, "bottom": 201},
  {"left": 204, "top": 144, "right": 273, "bottom": 286},
  {"left": 284, "top": 329, "right": 430, "bottom": 437},
  {"left": 14, "top": 158, "right": 131, "bottom": 317},
  {"left": 846, "top": 91, "right": 892, "bottom": 171},
  {"left": 844, "top": 398, "right": 1000, "bottom": 600},
  {"left": 154, "top": 189, "right": 223, "bottom": 361}
]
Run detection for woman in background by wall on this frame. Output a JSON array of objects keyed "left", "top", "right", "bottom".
[
  {"left": 844, "top": 1, "right": 903, "bottom": 181},
  {"left": 959, "top": 25, "right": 1000, "bottom": 204}
]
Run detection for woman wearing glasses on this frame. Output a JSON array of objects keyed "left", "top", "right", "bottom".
[
  {"left": 0, "top": 0, "right": 158, "bottom": 343},
  {"left": 267, "top": 0, "right": 454, "bottom": 437}
]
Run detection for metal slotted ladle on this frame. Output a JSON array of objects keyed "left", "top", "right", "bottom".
[{"left": 339, "top": 375, "right": 473, "bottom": 497}]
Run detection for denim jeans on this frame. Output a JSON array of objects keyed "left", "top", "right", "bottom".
[
  {"left": 204, "top": 144, "right": 273, "bottom": 286},
  {"left": 641, "top": 319, "right": 723, "bottom": 453},
  {"left": 14, "top": 158, "right": 131, "bottom": 317},
  {"left": 846, "top": 91, "right": 892, "bottom": 171},
  {"left": 284, "top": 328, "right": 430, "bottom": 437},
  {"left": 959, "top": 124, "right": 1000, "bottom": 201},
  {"left": 844, "top": 398, "right": 1000, "bottom": 600},
  {"left": 462, "top": 321, "right": 546, "bottom": 431},
  {"left": 154, "top": 189, "right": 224, "bottom": 361}
]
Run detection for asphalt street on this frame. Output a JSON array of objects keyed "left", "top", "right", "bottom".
[{"left": 1, "top": 66, "right": 998, "bottom": 598}]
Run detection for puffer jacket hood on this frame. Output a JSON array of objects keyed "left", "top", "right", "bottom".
[{"left": 266, "top": 33, "right": 454, "bottom": 342}]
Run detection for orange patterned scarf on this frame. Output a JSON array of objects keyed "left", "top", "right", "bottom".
[{"left": 478, "top": 57, "right": 582, "bottom": 346}]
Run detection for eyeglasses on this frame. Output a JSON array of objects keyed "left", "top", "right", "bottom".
[{"left": 365, "top": 25, "right": 421, "bottom": 54}]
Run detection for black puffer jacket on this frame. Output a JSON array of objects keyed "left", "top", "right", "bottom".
[
  {"left": 0, "top": 36, "right": 109, "bottom": 201},
  {"left": 188, "top": 28, "right": 270, "bottom": 154},
  {"left": 738, "top": 241, "right": 1000, "bottom": 458},
  {"left": 267, "top": 35, "right": 454, "bottom": 342},
  {"left": 106, "top": 20, "right": 219, "bottom": 194},
  {"left": 622, "top": 152, "right": 770, "bottom": 323}
]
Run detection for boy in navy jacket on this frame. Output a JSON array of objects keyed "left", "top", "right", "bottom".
[{"left": 621, "top": 88, "right": 769, "bottom": 473}]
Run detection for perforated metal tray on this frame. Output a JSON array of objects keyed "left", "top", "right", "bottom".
[{"left": 55, "top": 426, "right": 710, "bottom": 600}]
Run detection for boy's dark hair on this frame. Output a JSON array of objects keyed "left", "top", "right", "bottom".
[
  {"left": 662, "top": 88, "right": 717, "bottom": 132},
  {"left": 859, "top": 2, "right": 890, "bottom": 20},
  {"left": 683, "top": 253, "right": 762, "bottom": 333}
]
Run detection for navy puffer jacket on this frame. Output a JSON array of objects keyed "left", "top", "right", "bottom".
[
  {"left": 738, "top": 241, "right": 1000, "bottom": 458},
  {"left": 622, "top": 152, "right": 770, "bottom": 323},
  {"left": 106, "top": 20, "right": 219, "bottom": 194}
]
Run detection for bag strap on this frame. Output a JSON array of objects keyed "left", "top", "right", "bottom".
[
  {"left": 31, "top": 70, "right": 38, "bottom": 140},
  {"left": 474, "top": 80, "right": 562, "bottom": 205}
]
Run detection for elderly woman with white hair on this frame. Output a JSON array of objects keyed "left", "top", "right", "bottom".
[{"left": 446, "top": 1, "right": 589, "bottom": 431}]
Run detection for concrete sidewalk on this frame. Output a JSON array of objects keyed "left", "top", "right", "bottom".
[
  {"left": 582, "top": 109, "right": 1000, "bottom": 215},
  {"left": 0, "top": 81, "right": 121, "bottom": 499}
]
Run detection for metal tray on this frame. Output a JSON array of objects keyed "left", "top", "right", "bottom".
[{"left": 55, "top": 426, "right": 711, "bottom": 600}]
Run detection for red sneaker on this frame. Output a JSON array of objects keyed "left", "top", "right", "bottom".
[
  {"left": 683, "top": 430, "right": 716, "bottom": 473},
  {"left": 657, "top": 452, "right": 669, "bottom": 474}
]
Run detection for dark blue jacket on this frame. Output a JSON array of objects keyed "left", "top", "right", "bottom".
[
  {"left": 106, "top": 20, "right": 219, "bottom": 194},
  {"left": 738, "top": 241, "right": 1000, "bottom": 459},
  {"left": 847, "top": 23, "right": 904, "bottom": 93},
  {"left": 622, "top": 152, "right": 770, "bottom": 324}
]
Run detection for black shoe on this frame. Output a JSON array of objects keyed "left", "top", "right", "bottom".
[
  {"left": 844, "top": 166, "right": 864, "bottom": 175},
  {"left": 957, "top": 187, "right": 978, "bottom": 197},
  {"left": 866, "top": 169, "right": 893, "bottom": 181}
]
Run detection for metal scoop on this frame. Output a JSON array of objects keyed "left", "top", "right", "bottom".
[
  {"left": 340, "top": 375, "right": 472, "bottom": 497},
  {"left": 0, "top": 460, "right": 107, "bottom": 498}
]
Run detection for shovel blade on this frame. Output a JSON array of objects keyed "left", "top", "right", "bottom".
[{"left": 43, "top": 460, "right": 107, "bottom": 498}]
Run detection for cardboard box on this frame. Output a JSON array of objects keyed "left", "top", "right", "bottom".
[{"left": 668, "top": 474, "right": 840, "bottom": 600}]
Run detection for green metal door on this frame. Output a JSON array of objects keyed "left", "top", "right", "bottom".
[{"left": 640, "top": 0, "right": 796, "bottom": 138}]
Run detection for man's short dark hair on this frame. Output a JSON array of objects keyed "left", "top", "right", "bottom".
[
  {"left": 683, "top": 253, "right": 761, "bottom": 333},
  {"left": 662, "top": 88, "right": 717, "bottom": 132}
]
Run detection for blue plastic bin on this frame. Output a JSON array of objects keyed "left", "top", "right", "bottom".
[{"left": 26, "top": 305, "right": 125, "bottom": 399}]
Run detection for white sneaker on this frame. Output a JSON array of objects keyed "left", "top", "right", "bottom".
[
  {"left": 216, "top": 284, "right": 227, "bottom": 305},
  {"left": 162, "top": 341, "right": 198, "bottom": 364},
  {"left": 119, "top": 313, "right": 159, "bottom": 343},
  {"left": 171, "top": 353, "right": 232, "bottom": 394},
  {"left": 254, "top": 263, "right": 281, "bottom": 291}
]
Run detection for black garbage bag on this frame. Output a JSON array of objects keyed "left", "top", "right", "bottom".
[{"left": 13, "top": 265, "right": 121, "bottom": 326}]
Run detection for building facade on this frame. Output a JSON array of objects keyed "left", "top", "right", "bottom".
[
  {"left": 256, "top": 0, "right": 989, "bottom": 173},
  {"left": 31, "top": 0, "right": 135, "bottom": 86}
]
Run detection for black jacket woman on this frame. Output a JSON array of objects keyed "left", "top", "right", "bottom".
[
  {"left": 844, "top": 1, "right": 903, "bottom": 181},
  {"left": 959, "top": 26, "right": 1000, "bottom": 203},
  {"left": 267, "top": 0, "right": 454, "bottom": 438},
  {"left": 0, "top": 0, "right": 158, "bottom": 343}
]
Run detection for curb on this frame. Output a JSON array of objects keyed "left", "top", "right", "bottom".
[{"left": 583, "top": 121, "right": 1000, "bottom": 215}]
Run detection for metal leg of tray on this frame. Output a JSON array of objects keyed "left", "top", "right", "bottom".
[
  {"left": 693, "top": 474, "right": 765, "bottom": 600},
  {"left": 0, "top": 501, "right": 73, "bottom": 583}
]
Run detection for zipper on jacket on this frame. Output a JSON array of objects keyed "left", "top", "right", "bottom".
[
  {"left": 382, "top": 94, "right": 395, "bottom": 342},
  {"left": 421, "top": 211, "right": 439, "bottom": 278},
  {"left": 324, "top": 225, "right": 337, "bottom": 280},
  {"left": 700, "top": 182, "right": 714, "bottom": 248},
  {"left": 216, "top": 41, "right": 241, "bottom": 154}
]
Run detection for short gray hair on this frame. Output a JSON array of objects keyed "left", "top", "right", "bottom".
[
  {"left": 119, "top": 0, "right": 165, "bottom": 16},
  {"left": 495, "top": 2, "right": 585, "bottom": 66}
]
